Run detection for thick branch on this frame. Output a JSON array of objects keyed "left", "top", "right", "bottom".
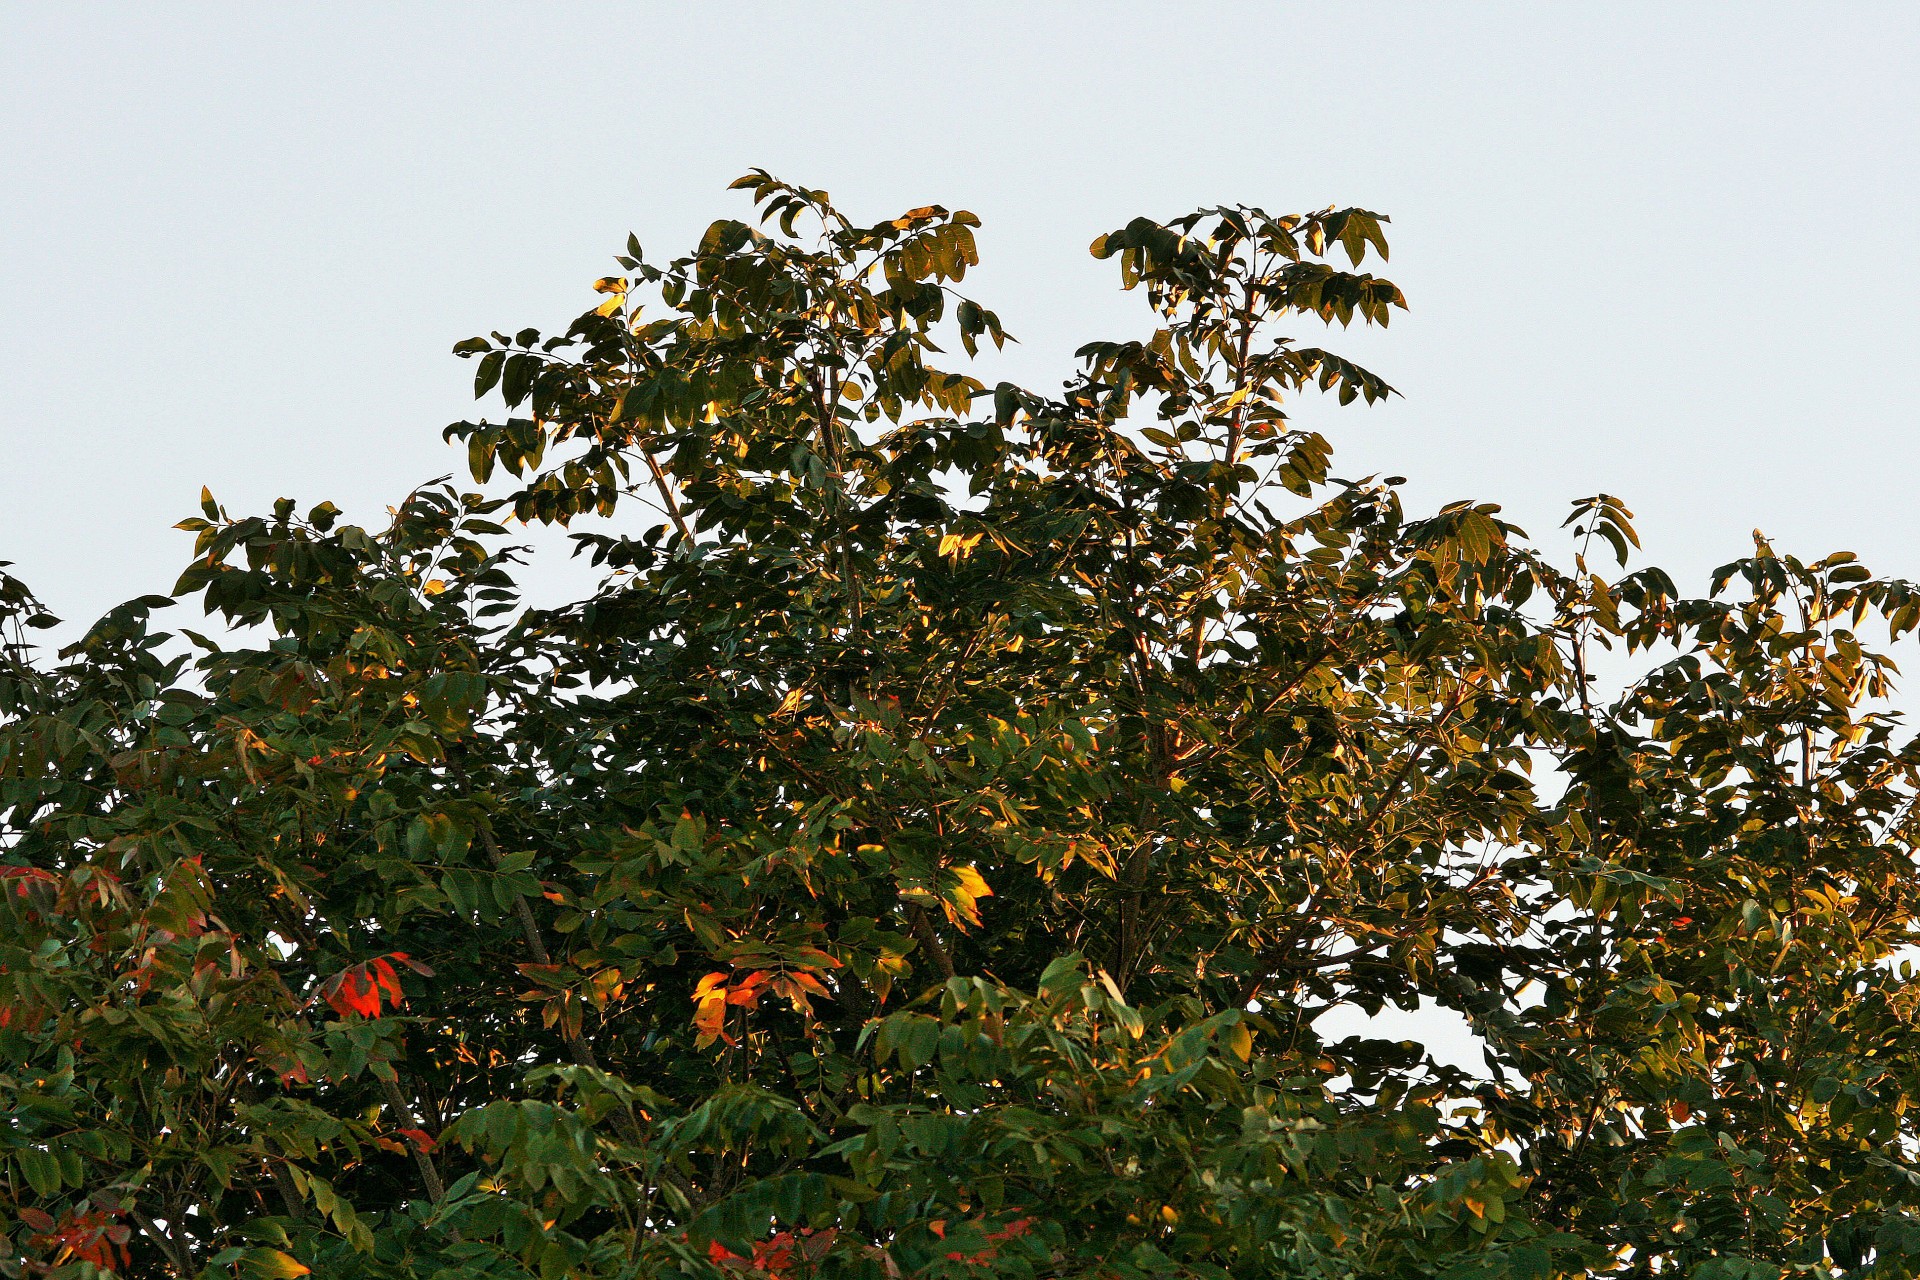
[
  {"left": 264, "top": 1158, "right": 307, "bottom": 1221},
  {"left": 128, "top": 1205, "right": 191, "bottom": 1276},
  {"left": 908, "top": 905, "right": 956, "bottom": 979},
  {"left": 377, "top": 1072, "right": 446, "bottom": 1201}
]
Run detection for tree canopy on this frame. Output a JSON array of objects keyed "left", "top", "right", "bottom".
[{"left": 7, "top": 173, "right": 1920, "bottom": 1279}]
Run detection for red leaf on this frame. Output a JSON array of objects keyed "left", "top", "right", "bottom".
[
  {"left": 395, "top": 1127, "right": 437, "bottom": 1152},
  {"left": 29, "top": 1208, "right": 129, "bottom": 1270},
  {"left": 321, "top": 953, "right": 420, "bottom": 1018},
  {"left": 371, "top": 957, "right": 405, "bottom": 1002},
  {"left": 391, "top": 951, "right": 435, "bottom": 976},
  {"left": 325, "top": 969, "right": 381, "bottom": 1018}
]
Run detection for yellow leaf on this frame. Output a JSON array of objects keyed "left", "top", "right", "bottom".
[
  {"left": 952, "top": 865, "right": 992, "bottom": 900},
  {"left": 244, "top": 1249, "right": 312, "bottom": 1279},
  {"left": 942, "top": 864, "right": 994, "bottom": 929}
]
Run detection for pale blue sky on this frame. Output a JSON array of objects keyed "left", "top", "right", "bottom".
[{"left": 4, "top": 4, "right": 1918, "bottom": 635}]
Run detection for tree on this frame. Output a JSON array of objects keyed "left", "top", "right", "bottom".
[{"left": 5, "top": 172, "right": 1920, "bottom": 1280}]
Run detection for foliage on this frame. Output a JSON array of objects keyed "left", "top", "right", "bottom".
[{"left": 7, "top": 172, "right": 1920, "bottom": 1279}]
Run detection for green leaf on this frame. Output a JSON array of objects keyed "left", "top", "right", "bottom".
[
  {"left": 474, "top": 349, "right": 505, "bottom": 398},
  {"left": 242, "top": 1248, "right": 312, "bottom": 1279}
]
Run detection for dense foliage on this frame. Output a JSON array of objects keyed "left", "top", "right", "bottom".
[{"left": 8, "top": 173, "right": 1920, "bottom": 1279}]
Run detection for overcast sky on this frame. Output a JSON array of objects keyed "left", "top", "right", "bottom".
[{"left": 5, "top": 4, "right": 1918, "bottom": 637}]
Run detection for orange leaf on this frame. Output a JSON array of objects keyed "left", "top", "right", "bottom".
[
  {"left": 726, "top": 972, "right": 772, "bottom": 1007},
  {"left": 692, "top": 990, "right": 732, "bottom": 1046},
  {"left": 788, "top": 970, "right": 832, "bottom": 997}
]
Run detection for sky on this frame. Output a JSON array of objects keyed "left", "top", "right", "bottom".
[
  {"left": 4, "top": 2, "right": 1915, "bottom": 1076},
  {"left": 5, "top": 4, "right": 1918, "bottom": 637}
]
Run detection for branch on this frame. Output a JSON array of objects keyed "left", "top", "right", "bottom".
[
  {"left": 377, "top": 1072, "right": 447, "bottom": 1201},
  {"left": 479, "top": 825, "right": 604, "bottom": 1069},
  {"left": 264, "top": 1158, "right": 308, "bottom": 1222},
  {"left": 477, "top": 822, "right": 699, "bottom": 1210},
  {"left": 908, "top": 904, "right": 956, "bottom": 979},
  {"left": 641, "top": 448, "right": 693, "bottom": 542},
  {"left": 127, "top": 1204, "right": 192, "bottom": 1276}
]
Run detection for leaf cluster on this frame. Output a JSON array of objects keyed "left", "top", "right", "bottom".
[{"left": 6, "top": 175, "right": 1920, "bottom": 1280}]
